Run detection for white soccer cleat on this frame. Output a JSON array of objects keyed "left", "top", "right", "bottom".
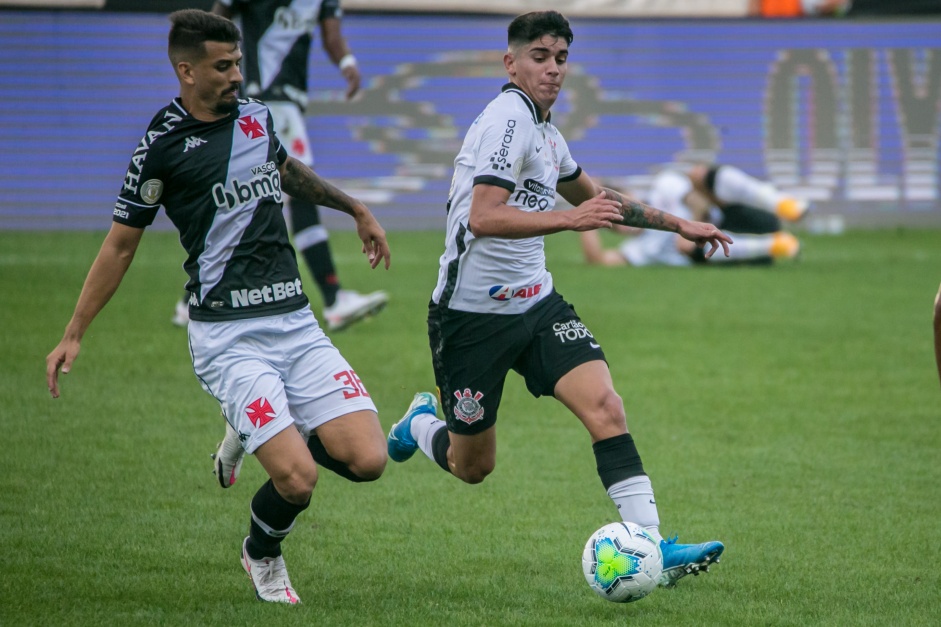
[
  {"left": 171, "top": 299, "right": 190, "bottom": 327},
  {"left": 211, "top": 422, "right": 245, "bottom": 489},
  {"left": 241, "top": 537, "right": 301, "bottom": 604},
  {"left": 323, "top": 289, "right": 388, "bottom": 332}
]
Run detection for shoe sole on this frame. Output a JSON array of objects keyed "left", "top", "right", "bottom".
[
  {"left": 659, "top": 550, "right": 723, "bottom": 588},
  {"left": 212, "top": 447, "right": 232, "bottom": 489},
  {"left": 211, "top": 439, "right": 242, "bottom": 489}
]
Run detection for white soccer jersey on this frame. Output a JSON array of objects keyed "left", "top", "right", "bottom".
[
  {"left": 432, "top": 83, "right": 581, "bottom": 314},
  {"left": 619, "top": 170, "right": 694, "bottom": 267}
]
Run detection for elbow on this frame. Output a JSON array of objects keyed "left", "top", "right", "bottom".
[{"left": 467, "top": 213, "right": 491, "bottom": 237}]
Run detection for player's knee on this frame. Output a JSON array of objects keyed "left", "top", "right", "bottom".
[
  {"left": 347, "top": 449, "right": 387, "bottom": 482},
  {"left": 453, "top": 460, "right": 494, "bottom": 485},
  {"left": 588, "top": 389, "right": 628, "bottom": 437},
  {"left": 273, "top": 463, "right": 318, "bottom": 503}
]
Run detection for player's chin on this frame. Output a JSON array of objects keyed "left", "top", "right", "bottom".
[{"left": 214, "top": 94, "right": 240, "bottom": 114}]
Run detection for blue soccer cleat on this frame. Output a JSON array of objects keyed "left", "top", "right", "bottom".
[
  {"left": 658, "top": 536, "right": 725, "bottom": 588},
  {"left": 387, "top": 392, "right": 438, "bottom": 462}
]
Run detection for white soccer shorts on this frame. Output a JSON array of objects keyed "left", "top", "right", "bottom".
[
  {"left": 267, "top": 101, "right": 314, "bottom": 166},
  {"left": 188, "top": 306, "right": 376, "bottom": 453}
]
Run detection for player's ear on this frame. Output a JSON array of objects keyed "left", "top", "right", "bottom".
[
  {"left": 176, "top": 61, "right": 196, "bottom": 85},
  {"left": 504, "top": 51, "right": 516, "bottom": 77}
]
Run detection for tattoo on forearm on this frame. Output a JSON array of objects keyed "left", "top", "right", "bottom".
[
  {"left": 604, "top": 187, "right": 674, "bottom": 231},
  {"left": 281, "top": 158, "right": 355, "bottom": 216}
]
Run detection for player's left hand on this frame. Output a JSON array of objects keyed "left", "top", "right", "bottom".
[
  {"left": 678, "top": 220, "right": 733, "bottom": 258},
  {"left": 343, "top": 65, "right": 361, "bottom": 100}
]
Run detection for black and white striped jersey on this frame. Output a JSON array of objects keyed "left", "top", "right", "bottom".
[
  {"left": 114, "top": 97, "right": 309, "bottom": 322},
  {"left": 221, "top": 0, "right": 342, "bottom": 109}
]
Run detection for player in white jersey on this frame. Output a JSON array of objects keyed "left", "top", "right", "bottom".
[
  {"left": 45, "top": 10, "right": 390, "bottom": 604},
  {"left": 581, "top": 165, "right": 804, "bottom": 267},
  {"left": 387, "top": 11, "right": 732, "bottom": 589}
]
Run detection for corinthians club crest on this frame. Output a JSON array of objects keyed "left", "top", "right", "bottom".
[{"left": 453, "top": 388, "right": 484, "bottom": 424}]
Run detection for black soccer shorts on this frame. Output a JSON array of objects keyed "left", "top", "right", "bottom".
[{"left": 427, "top": 290, "right": 606, "bottom": 435}]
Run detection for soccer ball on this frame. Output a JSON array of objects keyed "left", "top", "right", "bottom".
[{"left": 582, "top": 521, "right": 662, "bottom": 603}]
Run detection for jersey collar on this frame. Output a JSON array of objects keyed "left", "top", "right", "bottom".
[{"left": 501, "top": 83, "right": 550, "bottom": 125}]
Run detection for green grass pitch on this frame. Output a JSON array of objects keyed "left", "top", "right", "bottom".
[{"left": 2, "top": 228, "right": 939, "bottom": 626}]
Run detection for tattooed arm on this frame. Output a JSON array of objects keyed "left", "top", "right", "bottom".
[
  {"left": 558, "top": 171, "right": 731, "bottom": 257},
  {"left": 279, "top": 156, "right": 390, "bottom": 269},
  {"left": 600, "top": 185, "right": 679, "bottom": 231}
]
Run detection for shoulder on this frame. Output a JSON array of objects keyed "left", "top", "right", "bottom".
[
  {"left": 239, "top": 97, "right": 268, "bottom": 112},
  {"left": 475, "top": 93, "right": 535, "bottom": 134}
]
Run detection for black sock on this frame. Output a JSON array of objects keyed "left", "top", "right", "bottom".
[
  {"left": 290, "top": 198, "right": 341, "bottom": 307},
  {"left": 246, "top": 479, "right": 310, "bottom": 559},
  {"left": 592, "top": 433, "right": 646, "bottom": 489},
  {"left": 301, "top": 241, "right": 340, "bottom": 307},
  {"left": 307, "top": 434, "right": 369, "bottom": 483},
  {"left": 431, "top": 426, "right": 452, "bottom": 473}
]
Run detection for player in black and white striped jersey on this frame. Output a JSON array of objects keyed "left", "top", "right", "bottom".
[
  {"left": 203, "top": 0, "right": 388, "bottom": 332},
  {"left": 45, "top": 10, "right": 390, "bottom": 604}
]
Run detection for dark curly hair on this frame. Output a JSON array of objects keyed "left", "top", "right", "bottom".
[
  {"left": 507, "top": 11, "right": 573, "bottom": 49},
  {"left": 168, "top": 9, "right": 241, "bottom": 64}
]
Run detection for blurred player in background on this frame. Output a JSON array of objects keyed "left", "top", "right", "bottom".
[
  {"left": 46, "top": 10, "right": 390, "bottom": 604},
  {"left": 581, "top": 164, "right": 806, "bottom": 267},
  {"left": 172, "top": 0, "right": 387, "bottom": 331},
  {"left": 386, "top": 10, "right": 730, "bottom": 589}
]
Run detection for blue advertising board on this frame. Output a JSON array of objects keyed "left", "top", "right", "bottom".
[{"left": 0, "top": 12, "right": 938, "bottom": 229}]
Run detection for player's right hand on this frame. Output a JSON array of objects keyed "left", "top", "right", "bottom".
[
  {"left": 46, "top": 338, "right": 80, "bottom": 398},
  {"left": 568, "top": 191, "right": 624, "bottom": 232}
]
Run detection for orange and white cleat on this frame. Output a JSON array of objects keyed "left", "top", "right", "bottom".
[
  {"left": 770, "top": 232, "right": 801, "bottom": 260},
  {"left": 775, "top": 197, "right": 810, "bottom": 222}
]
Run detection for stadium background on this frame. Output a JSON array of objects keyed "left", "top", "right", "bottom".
[{"left": 0, "top": 3, "right": 939, "bottom": 232}]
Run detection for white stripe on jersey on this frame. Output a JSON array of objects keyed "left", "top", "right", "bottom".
[
  {"left": 256, "top": 0, "right": 325, "bottom": 93},
  {"left": 198, "top": 103, "right": 273, "bottom": 302}
]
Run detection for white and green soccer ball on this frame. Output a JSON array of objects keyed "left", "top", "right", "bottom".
[{"left": 582, "top": 521, "right": 663, "bottom": 603}]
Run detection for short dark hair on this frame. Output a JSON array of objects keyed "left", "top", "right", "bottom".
[
  {"left": 168, "top": 9, "right": 241, "bottom": 64},
  {"left": 507, "top": 11, "right": 573, "bottom": 49}
]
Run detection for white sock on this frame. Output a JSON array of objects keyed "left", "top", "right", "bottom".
[
  {"left": 410, "top": 413, "right": 447, "bottom": 462},
  {"left": 607, "top": 475, "right": 662, "bottom": 542},
  {"left": 708, "top": 232, "right": 774, "bottom": 262},
  {"left": 713, "top": 165, "right": 783, "bottom": 213}
]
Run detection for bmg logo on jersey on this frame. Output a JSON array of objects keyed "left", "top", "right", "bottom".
[
  {"left": 553, "top": 319, "right": 594, "bottom": 343},
  {"left": 212, "top": 168, "right": 282, "bottom": 210}
]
